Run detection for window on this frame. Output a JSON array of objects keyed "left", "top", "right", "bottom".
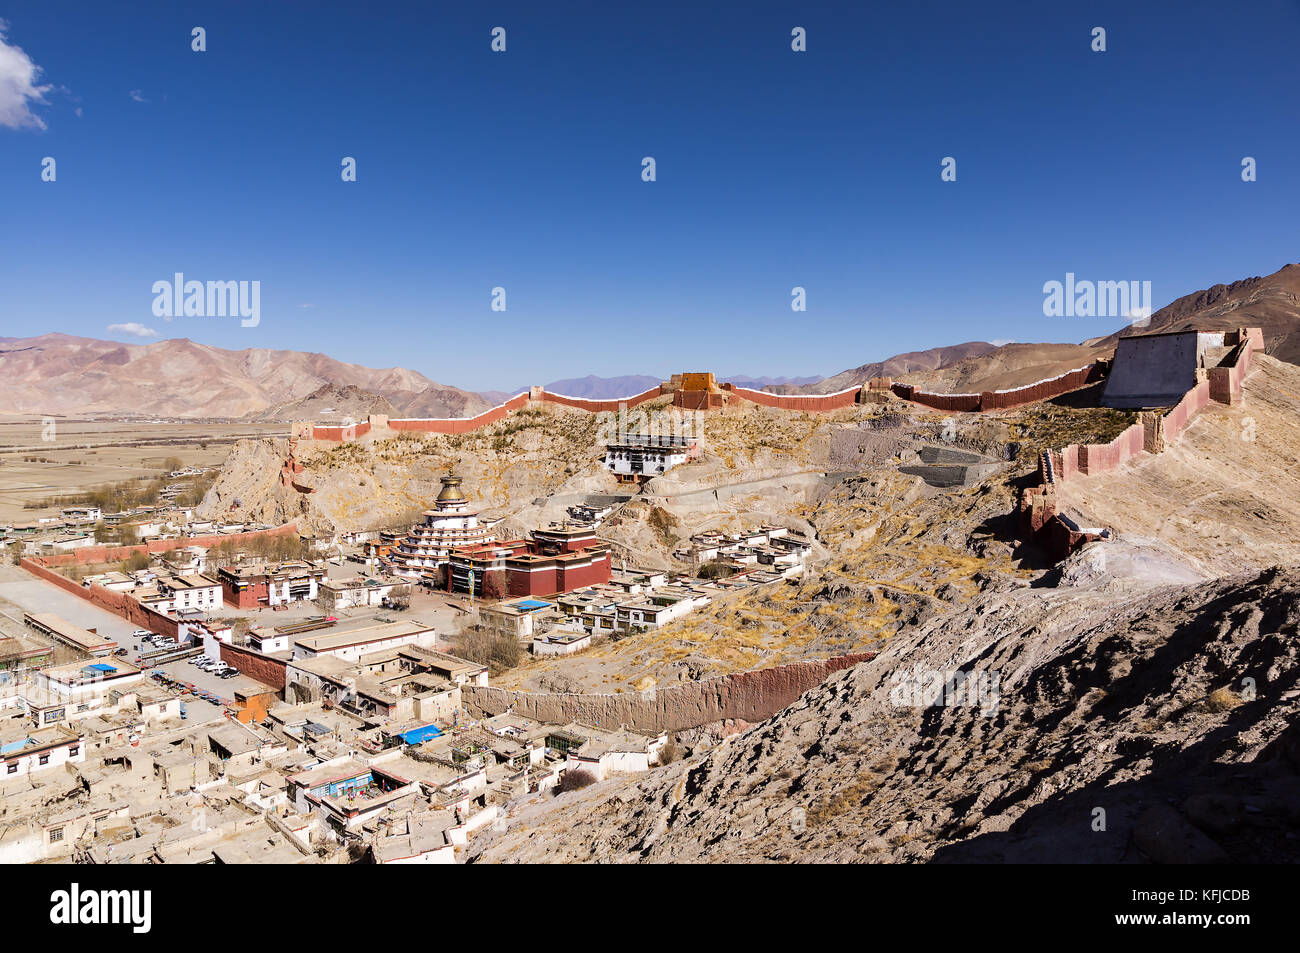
[
  {"left": 68, "top": 745, "right": 79, "bottom": 757},
  {"left": 38, "top": 753, "right": 50, "bottom": 766},
  {"left": 48, "top": 827, "right": 63, "bottom": 842},
  {"left": 6, "top": 763, "right": 16, "bottom": 775}
]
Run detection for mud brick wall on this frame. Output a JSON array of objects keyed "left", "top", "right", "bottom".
[
  {"left": 1162, "top": 379, "right": 1211, "bottom": 444},
  {"left": 1031, "top": 329, "right": 1262, "bottom": 495},
  {"left": 894, "top": 363, "right": 1104, "bottom": 413},
  {"left": 1077, "top": 422, "right": 1145, "bottom": 475},
  {"left": 20, "top": 558, "right": 181, "bottom": 639},
  {"left": 890, "top": 385, "right": 982, "bottom": 412},
  {"left": 383, "top": 394, "right": 529, "bottom": 435},
  {"left": 463, "top": 653, "right": 873, "bottom": 732},
  {"left": 313, "top": 387, "right": 666, "bottom": 441},
  {"left": 978, "top": 363, "right": 1106, "bottom": 411},
  {"left": 724, "top": 385, "right": 860, "bottom": 412},
  {"left": 310, "top": 420, "right": 373, "bottom": 441},
  {"left": 535, "top": 386, "right": 663, "bottom": 413},
  {"left": 218, "top": 642, "right": 287, "bottom": 692}
]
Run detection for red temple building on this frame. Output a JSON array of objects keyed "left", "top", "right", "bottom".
[{"left": 447, "top": 523, "right": 610, "bottom": 599}]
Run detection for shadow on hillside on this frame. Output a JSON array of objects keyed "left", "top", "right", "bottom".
[
  {"left": 928, "top": 577, "right": 1300, "bottom": 862},
  {"left": 971, "top": 473, "right": 1058, "bottom": 573},
  {"left": 1044, "top": 381, "right": 1106, "bottom": 409}
]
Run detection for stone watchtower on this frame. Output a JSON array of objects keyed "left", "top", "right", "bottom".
[{"left": 672, "top": 372, "right": 727, "bottom": 410}]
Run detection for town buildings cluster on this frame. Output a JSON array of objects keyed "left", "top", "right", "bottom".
[
  {"left": 0, "top": 450, "right": 816, "bottom": 864},
  {"left": 0, "top": 597, "right": 676, "bottom": 864}
]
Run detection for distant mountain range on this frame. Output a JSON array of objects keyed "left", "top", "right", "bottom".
[
  {"left": 5, "top": 262, "right": 1297, "bottom": 419},
  {"left": 0, "top": 333, "right": 491, "bottom": 419}
]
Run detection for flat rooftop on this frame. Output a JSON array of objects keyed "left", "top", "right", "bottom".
[
  {"left": 294, "top": 618, "right": 434, "bottom": 653},
  {"left": 40, "top": 658, "right": 142, "bottom": 684},
  {"left": 24, "top": 613, "right": 116, "bottom": 651}
]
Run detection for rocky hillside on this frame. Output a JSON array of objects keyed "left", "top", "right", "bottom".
[
  {"left": 805, "top": 342, "right": 999, "bottom": 394},
  {"left": 469, "top": 356, "right": 1300, "bottom": 862},
  {"left": 469, "top": 560, "right": 1300, "bottom": 863},
  {"left": 0, "top": 332, "right": 489, "bottom": 419},
  {"left": 492, "top": 396, "right": 1142, "bottom": 692},
  {"left": 244, "top": 383, "right": 397, "bottom": 423},
  {"left": 198, "top": 403, "right": 610, "bottom": 534}
]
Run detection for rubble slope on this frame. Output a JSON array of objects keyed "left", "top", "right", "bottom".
[{"left": 470, "top": 564, "right": 1300, "bottom": 863}]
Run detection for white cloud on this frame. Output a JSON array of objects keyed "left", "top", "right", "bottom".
[
  {"left": 129, "top": 89, "right": 149, "bottom": 103},
  {"left": 0, "top": 19, "right": 52, "bottom": 130},
  {"left": 1125, "top": 306, "right": 1152, "bottom": 327},
  {"left": 298, "top": 303, "right": 315, "bottom": 309},
  {"left": 107, "top": 322, "right": 158, "bottom": 338},
  {"left": 991, "top": 338, "right": 1015, "bottom": 347}
]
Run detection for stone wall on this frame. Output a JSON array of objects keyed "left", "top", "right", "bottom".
[
  {"left": 463, "top": 654, "right": 873, "bottom": 732},
  {"left": 723, "top": 385, "right": 861, "bottom": 412},
  {"left": 306, "top": 387, "right": 667, "bottom": 442},
  {"left": 893, "top": 363, "right": 1106, "bottom": 413},
  {"left": 20, "top": 557, "right": 181, "bottom": 639},
  {"left": 218, "top": 641, "right": 287, "bottom": 692}
]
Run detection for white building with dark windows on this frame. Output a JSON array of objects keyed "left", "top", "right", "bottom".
[
  {"left": 389, "top": 473, "right": 497, "bottom": 585},
  {"left": 603, "top": 434, "right": 699, "bottom": 483},
  {"left": 153, "top": 573, "right": 223, "bottom": 613},
  {"left": 0, "top": 726, "right": 85, "bottom": 780}
]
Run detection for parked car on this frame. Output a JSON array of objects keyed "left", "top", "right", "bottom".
[
  {"left": 132, "top": 629, "right": 153, "bottom": 638},
  {"left": 112, "top": 647, "right": 129, "bottom": 657},
  {"left": 219, "top": 669, "right": 238, "bottom": 679}
]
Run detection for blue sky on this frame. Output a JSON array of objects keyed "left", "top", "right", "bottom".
[{"left": 3, "top": 0, "right": 1299, "bottom": 391}]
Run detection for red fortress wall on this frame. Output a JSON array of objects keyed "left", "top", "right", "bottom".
[
  {"left": 1022, "top": 328, "right": 1265, "bottom": 563},
  {"left": 312, "top": 378, "right": 880, "bottom": 443},
  {"left": 892, "top": 363, "right": 1107, "bottom": 414},
  {"left": 723, "top": 385, "right": 861, "bottom": 412},
  {"left": 1040, "top": 328, "right": 1264, "bottom": 485},
  {"left": 535, "top": 386, "right": 665, "bottom": 414},
  {"left": 17, "top": 524, "right": 302, "bottom": 642}
]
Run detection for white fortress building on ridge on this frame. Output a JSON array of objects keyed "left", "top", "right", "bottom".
[{"left": 389, "top": 473, "right": 498, "bottom": 585}]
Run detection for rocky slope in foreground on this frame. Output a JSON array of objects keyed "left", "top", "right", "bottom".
[{"left": 470, "top": 560, "right": 1300, "bottom": 863}]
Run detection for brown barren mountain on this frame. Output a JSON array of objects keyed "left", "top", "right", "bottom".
[
  {"left": 804, "top": 261, "right": 1300, "bottom": 397},
  {"left": 801, "top": 340, "right": 1106, "bottom": 395},
  {"left": 0, "top": 333, "right": 490, "bottom": 419},
  {"left": 804, "top": 342, "right": 999, "bottom": 393},
  {"left": 1097, "top": 261, "right": 1300, "bottom": 363}
]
